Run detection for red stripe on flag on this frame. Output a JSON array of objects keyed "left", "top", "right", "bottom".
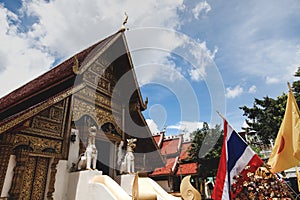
[{"left": 212, "top": 119, "right": 228, "bottom": 200}]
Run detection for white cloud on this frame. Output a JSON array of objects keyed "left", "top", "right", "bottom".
[
  {"left": 0, "top": 5, "right": 54, "bottom": 97},
  {"left": 0, "top": 0, "right": 189, "bottom": 97},
  {"left": 225, "top": 85, "right": 243, "bottom": 98},
  {"left": 0, "top": 0, "right": 218, "bottom": 99},
  {"left": 127, "top": 28, "right": 216, "bottom": 84},
  {"left": 23, "top": 0, "right": 185, "bottom": 57},
  {"left": 192, "top": 1, "right": 211, "bottom": 20},
  {"left": 265, "top": 76, "right": 281, "bottom": 84},
  {"left": 187, "top": 41, "right": 218, "bottom": 82},
  {"left": 248, "top": 85, "right": 256, "bottom": 93},
  {"left": 146, "top": 119, "right": 160, "bottom": 135},
  {"left": 210, "top": 1, "right": 300, "bottom": 84},
  {"left": 167, "top": 121, "right": 203, "bottom": 134}
]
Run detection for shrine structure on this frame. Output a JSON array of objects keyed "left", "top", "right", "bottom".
[{"left": 0, "top": 29, "right": 164, "bottom": 199}]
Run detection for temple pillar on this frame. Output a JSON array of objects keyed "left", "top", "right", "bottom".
[
  {"left": 46, "top": 158, "right": 59, "bottom": 200},
  {"left": 9, "top": 150, "right": 28, "bottom": 200}
]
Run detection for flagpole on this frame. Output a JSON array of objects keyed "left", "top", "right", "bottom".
[{"left": 216, "top": 110, "right": 225, "bottom": 120}]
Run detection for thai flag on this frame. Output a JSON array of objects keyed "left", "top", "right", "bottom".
[{"left": 212, "top": 119, "right": 264, "bottom": 199}]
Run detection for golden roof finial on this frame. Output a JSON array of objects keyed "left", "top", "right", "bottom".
[{"left": 120, "top": 12, "right": 128, "bottom": 32}]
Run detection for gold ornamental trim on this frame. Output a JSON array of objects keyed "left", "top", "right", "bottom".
[
  {"left": 77, "top": 33, "right": 122, "bottom": 74},
  {"left": 72, "top": 55, "right": 80, "bottom": 75},
  {"left": 0, "top": 84, "right": 85, "bottom": 134}
]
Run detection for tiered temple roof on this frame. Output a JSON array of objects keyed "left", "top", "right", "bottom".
[{"left": 150, "top": 132, "right": 198, "bottom": 177}]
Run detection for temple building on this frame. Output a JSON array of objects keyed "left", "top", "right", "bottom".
[
  {"left": 0, "top": 29, "right": 164, "bottom": 199},
  {"left": 150, "top": 132, "right": 199, "bottom": 193}
]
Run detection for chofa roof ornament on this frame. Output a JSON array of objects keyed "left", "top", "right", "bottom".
[{"left": 120, "top": 12, "right": 128, "bottom": 32}]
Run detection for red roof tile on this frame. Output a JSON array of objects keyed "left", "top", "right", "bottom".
[
  {"left": 153, "top": 133, "right": 164, "bottom": 148},
  {"left": 176, "top": 163, "right": 198, "bottom": 175},
  {"left": 160, "top": 138, "right": 181, "bottom": 155},
  {"left": 153, "top": 135, "right": 161, "bottom": 145},
  {"left": 180, "top": 142, "right": 192, "bottom": 160},
  {"left": 150, "top": 157, "right": 178, "bottom": 176}
]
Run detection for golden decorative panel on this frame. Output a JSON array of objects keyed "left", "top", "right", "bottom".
[
  {"left": 73, "top": 97, "right": 112, "bottom": 122},
  {"left": 31, "top": 117, "right": 62, "bottom": 135},
  {"left": 76, "top": 87, "right": 112, "bottom": 109},
  {"left": 0, "top": 85, "right": 84, "bottom": 134},
  {"left": 19, "top": 156, "right": 36, "bottom": 200},
  {"left": 28, "top": 99, "right": 68, "bottom": 137},
  {"left": 14, "top": 134, "right": 62, "bottom": 153},
  {"left": 90, "top": 61, "right": 105, "bottom": 74},
  {"left": 31, "top": 157, "right": 50, "bottom": 199},
  {"left": 9, "top": 150, "right": 54, "bottom": 199},
  {"left": 82, "top": 54, "right": 117, "bottom": 96},
  {"left": 19, "top": 156, "right": 50, "bottom": 200},
  {"left": 83, "top": 70, "right": 113, "bottom": 95}
]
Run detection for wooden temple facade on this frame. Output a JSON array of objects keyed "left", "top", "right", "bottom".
[{"left": 0, "top": 30, "right": 163, "bottom": 199}]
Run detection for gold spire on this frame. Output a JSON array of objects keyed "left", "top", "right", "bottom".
[{"left": 120, "top": 12, "right": 128, "bottom": 32}]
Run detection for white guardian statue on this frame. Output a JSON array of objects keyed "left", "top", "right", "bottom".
[
  {"left": 78, "top": 126, "right": 98, "bottom": 170},
  {"left": 120, "top": 138, "right": 137, "bottom": 174}
]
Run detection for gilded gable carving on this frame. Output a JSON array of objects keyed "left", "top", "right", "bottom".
[
  {"left": 75, "top": 87, "right": 123, "bottom": 114},
  {"left": 72, "top": 97, "right": 121, "bottom": 128},
  {"left": 23, "top": 99, "right": 68, "bottom": 138},
  {"left": 82, "top": 55, "right": 116, "bottom": 95},
  {"left": 14, "top": 134, "right": 62, "bottom": 153},
  {"left": 31, "top": 117, "right": 62, "bottom": 134}
]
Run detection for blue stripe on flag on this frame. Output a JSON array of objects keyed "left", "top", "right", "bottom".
[{"left": 227, "top": 130, "right": 247, "bottom": 172}]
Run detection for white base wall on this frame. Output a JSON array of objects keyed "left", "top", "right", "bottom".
[
  {"left": 120, "top": 174, "right": 136, "bottom": 196},
  {"left": 1, "top": 155, "right": 16, "bottom": 198},
  {"left": 67, "top": 170, "right": 103, "bottom": 200},
  {"left": 53, "top": 160, "right": 69, "bottom": 200}
]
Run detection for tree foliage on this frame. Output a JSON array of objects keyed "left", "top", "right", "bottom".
[
  {"left": 239, "top": 94, "right": 287, "bottom": 143},
  {"left": 188, "top": 122, "right": 223, "bottom": 177},
  {"left": 240, "top": 67, "right": 300, "bottom": 144},
  {"left": 292, "top": 67, "right": 300, "bottom": 100}
]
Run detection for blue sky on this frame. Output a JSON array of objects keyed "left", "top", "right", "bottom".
[{"left": 1, "top": 0, "right": 300, "bottom": 137}]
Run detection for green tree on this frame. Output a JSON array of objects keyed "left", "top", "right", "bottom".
[
  {"left": 188, "top": 122, "right": 223, "bottom": 177},
  {"left": 239, "top": 94, "right": 287, "bottom": 143},
  {"left": 292, "top": 67, "right": 300, "bottom": 100},
  {"left": 240, "top": 67, "right": 300, "bottom": 143}
]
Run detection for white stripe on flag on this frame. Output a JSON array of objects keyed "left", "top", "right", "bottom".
[
  {"left": 229, "top": 146, "right": 255, "bottom": 183},
  {"left": 222, "top": 175, "right": 230, "bottom": 200}
]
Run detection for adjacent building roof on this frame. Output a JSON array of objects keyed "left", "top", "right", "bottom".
[
  {"left": 176, "top": 163, "right": 198, "bottom": 175},
  {"left": 160, "top": 137, "right": 181, "bottom": 156},
  {"left": 150, "top": 134, "right": 198, "bottom": 177},
  {"left": 153, "top": 132, "right": 164, "bottom": 148},
  {"left": 179, "top": 142, "right": 192, "bottom": 160},
  {"left": 150, "top": 157, "right": 179, "bottom": 176}
]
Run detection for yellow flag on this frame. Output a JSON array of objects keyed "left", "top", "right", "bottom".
[{"left": 268, "top": 88, "right": 300, "bottom": 173}]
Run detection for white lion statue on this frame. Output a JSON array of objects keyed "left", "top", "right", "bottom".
[
  {"left": 78, "top": 126, "right": 98, "bottom": 170},
  {"left": 120, "top": 138, "right": 137, "bottom": 174}
]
